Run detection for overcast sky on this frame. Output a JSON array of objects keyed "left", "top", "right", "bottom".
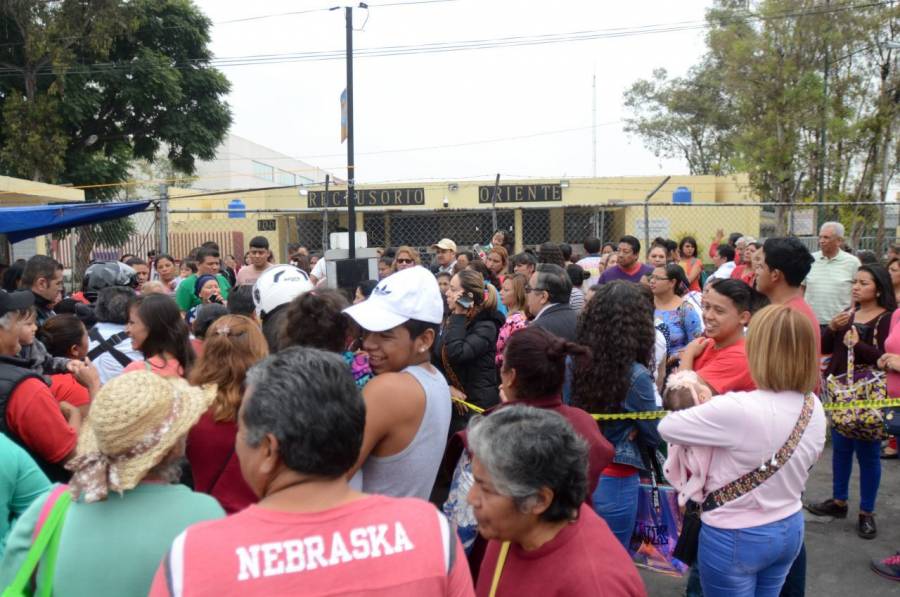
[{"left": 194, "top": 0, "right": 714, "bottom": 184}]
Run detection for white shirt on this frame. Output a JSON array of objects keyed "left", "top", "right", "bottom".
[
  {"left": 311, "top": 258, "right": 327, "bottom": 284},
  {"left": 803, "top": 250, "right": 861, "bottom": 324},
  {"left": 88, "top": 322, "right": 144, "bottom": 385},
  {"left": 710, "top": 261, "right": 737, "bottom": 281}
]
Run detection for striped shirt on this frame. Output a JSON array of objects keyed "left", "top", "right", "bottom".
[{"left": 803, "top": 250, "right": 860, "bottom": 324}]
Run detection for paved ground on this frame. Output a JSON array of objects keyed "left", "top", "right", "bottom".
[{"left": 640, "top": 445, "right": 900, "bottom": 596}]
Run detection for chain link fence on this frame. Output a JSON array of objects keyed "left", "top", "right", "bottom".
[
  {"left": 27, "top": 199, "right": 896, "bottom": 291},
  {"left": 48, "top": 206, "right": 159, "bottom": 291}
]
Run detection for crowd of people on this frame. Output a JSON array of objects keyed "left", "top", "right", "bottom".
[{"left": 0, "top": 221, "right": 897, "bottom": 596}]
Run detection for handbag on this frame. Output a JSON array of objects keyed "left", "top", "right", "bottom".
[
  {"left": 628, "top": 447, "right": 688, "bottom": 577},
  {"left": 672, "top": 500, "right": 701, "bottom": 566},
  {"left": 3, "top": 486, "right": 72, "bottom": 597},
  {"left": 826, "top": 314, "right": 888, "bottom": 441}
]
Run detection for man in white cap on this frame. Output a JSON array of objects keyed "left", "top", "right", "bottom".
[
  {"left": 343, "top": 266, "right": 451, "bottom": 500},
  {"left": 430, "top": 238, "right": 458, "bottom": 275}
]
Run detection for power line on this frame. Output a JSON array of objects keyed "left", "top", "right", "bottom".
[{"left": 0, "top": 0, "right": 891, "bottom": 78}]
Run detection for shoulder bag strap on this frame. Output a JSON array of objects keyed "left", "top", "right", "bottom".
[
  {"left": 4, "top": 489, "right": 72, "bottom": 597},
  {"left": 87, "top": 329, "right": 134, "bottom": 369},
  {"left": 488, "top": 541, "right": 511, "bottom": 597},
  {"left": 702, "top": 394, "right": 815, "bottom": 512}
]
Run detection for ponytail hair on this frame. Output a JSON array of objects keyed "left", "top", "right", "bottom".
[
  {"left": 662, "top": 263, "right": 690, "bottom": 297},
  {"left": 457, "top": 269, "right": 497, "bottom": 314},
  {"left": 503, "top": 326, "right": 591, "bottom": 400}
]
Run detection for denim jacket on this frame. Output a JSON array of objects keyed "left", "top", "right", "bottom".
[{"left": 599, "top": 362, "right": 662, "bottom": 470}]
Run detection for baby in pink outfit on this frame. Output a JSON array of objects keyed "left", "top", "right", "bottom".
[{"left": 662, "top": 370, "right": 714, "bottom": 507}]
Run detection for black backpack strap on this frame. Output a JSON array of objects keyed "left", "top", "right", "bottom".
[{"left": 87, "top": 328, "right": 134, "bottom": 368}]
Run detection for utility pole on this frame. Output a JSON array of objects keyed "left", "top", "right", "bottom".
[
  {"left": 592, "top": 71, "right": 597, "bottom": 178},
  {"left": 491, "top": 173, "right": 500, "bottom": 232},
  {"left": 321, "top": 174, "right": 331, "bottom": 251},
  {"left": 817, "top": 2, "right": 829, "bottom": 205},
  {"left": 345, "top": 6, "right": 357, "bottom": 259},
  {"left": 158, "top": 183, "right": 169, "bottom": 256}
]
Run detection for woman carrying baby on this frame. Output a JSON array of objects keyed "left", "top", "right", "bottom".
[{"left": 659, "top": 305, "right": 827, "bottom": 597}]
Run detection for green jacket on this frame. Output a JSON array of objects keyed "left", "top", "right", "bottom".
[{"left": 174, "top": 273, "right": 231, "bottom": 311}]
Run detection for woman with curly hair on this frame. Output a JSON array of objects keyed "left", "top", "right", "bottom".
[
  {"left": 573, "top": 280, "right": 661, "bottom": 547},
  {"left": 279, "top": 288, "right": 373, "bottom": 387},
  {"left": 187, "top": 315, "right": 268, "bottom": 513}
]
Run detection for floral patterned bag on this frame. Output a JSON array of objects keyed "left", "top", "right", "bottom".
[{"left": 825, "top": 317, "right": 888, "bottom": 442}]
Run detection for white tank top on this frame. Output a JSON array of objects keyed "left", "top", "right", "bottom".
[{"left": 362, "top": 364, "right": 452, "bottom": 499}]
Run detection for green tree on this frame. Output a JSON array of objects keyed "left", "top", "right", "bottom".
[
  {"left": 0, "top": 0, "right": 231, "bottom": 270},
  {"left": 625, "top": 0, "right": 899, "bottom": 242},
  {"left": 623, "top": 58, "right": 737, "bottom": 176}
]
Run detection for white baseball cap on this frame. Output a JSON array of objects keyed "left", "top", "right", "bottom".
[
  {"left": 343, "top": 266, "right": 443, "bottom": 332},
  {"left": 253, "top": 264, "right": 314, "bottom": 318}
]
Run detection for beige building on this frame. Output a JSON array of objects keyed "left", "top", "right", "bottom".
[
  {"left": 166, "top": 174, "right": 758, "bottom": 263},
  {"left": 0, "top": 176, "right": 84, "bottom": 264}
]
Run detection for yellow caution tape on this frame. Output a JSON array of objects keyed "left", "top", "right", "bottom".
[{"left": 452, "top": 397, "right": 900, "bottom": 421}]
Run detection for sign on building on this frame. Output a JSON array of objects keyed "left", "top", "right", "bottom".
[
  {"left": 477, "top": 184, "right": 562, "bottom": 204},
  {"left": 307, "top": 188, "right": 426, "bottom": 208},
  {"left": 635, "top": 218, "right": 671, "bottom": 240},
  {"left": 790, "top": 209, "right": 816, "bottom": 236}
]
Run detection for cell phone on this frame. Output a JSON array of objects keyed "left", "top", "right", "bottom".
[{"left": 457, "top": 295, "right": 474, "bottom": 309}]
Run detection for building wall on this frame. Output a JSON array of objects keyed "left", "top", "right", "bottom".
[
  {"left": 166, "top": 174, "right": 758, "bottom": 262},
  {"left": 189, "top": 134, "right": 329, "bottom": 192}
]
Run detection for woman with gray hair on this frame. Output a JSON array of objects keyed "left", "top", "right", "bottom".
[{"left": 467, "top": 405, "right": 645, "bottom": 596}]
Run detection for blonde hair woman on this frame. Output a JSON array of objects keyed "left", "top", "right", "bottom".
[
  {"left": 496, "top": 272, "right": 528, "bottom": 368},
  {"left": 392, "top": 245, "right": 421, "bottom": 271},
  {"left": 659, "top": 305, "right": 826, "bottom": 596}
]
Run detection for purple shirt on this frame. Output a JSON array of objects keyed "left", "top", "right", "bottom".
[{"left": 598, "top": 263, "right": 653, "bottom": 284}]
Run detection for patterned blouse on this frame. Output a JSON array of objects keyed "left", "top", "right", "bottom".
[
  {"left": 342, "top": 351, "right": 374, "bottom": 388},
  {"left": 495, "top": 311, "right": 528, "bottom": 367}
]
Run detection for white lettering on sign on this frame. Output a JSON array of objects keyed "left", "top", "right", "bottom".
[{"left": 235, "top": 522, "right": 416, "bottom": 581}]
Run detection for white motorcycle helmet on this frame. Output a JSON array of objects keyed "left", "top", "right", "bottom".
[{"left": 252, "top": 264, "right": 314, "bottom": 319}]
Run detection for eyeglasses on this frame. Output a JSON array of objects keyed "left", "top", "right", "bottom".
[
  {"left": 524, "top": 285, "right": 546, "bottom": 294},
  {"left": 396, "top": 258, "right": 414, "bottom": 265},
  {"left": 649, "top": 275, "right": 670, "bottom": 282}
]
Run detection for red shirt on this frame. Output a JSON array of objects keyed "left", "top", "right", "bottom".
[
  {"left": 785, "top": 295, "right": 822, "bottom": 355},
  {"left": 475, "top": 504, "right": 645, "bottom": 597},
  {"left": 186, "top": 411, "right": 257, "bottom": 514},
  {"left": 49, "top": 374, "right": 90, "bottom": 408},
  {"left": 694, "top": 338, "right": 756, "bottom": 394},
  {"left": 6, "top": 377, "right": 77, "bottom": 464},
  {"left": 521, "top": 397, "right": 614, "bottom": 499},
  {"left": 150, "top": 495, "right": 474, "bottom": 596}
]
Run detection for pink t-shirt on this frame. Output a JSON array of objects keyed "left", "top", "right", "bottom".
[
  {"left": 150, "top": 494, "right": 474, "bottom": 597},
  {"left": 123, "top": 356, "right": 184, "bottom": 378},
  {"left": 884, "top": 310, "right": 900, "bottom": 397},
  {"left": 658, "top": 389, "right": 826, "bottom": 529}
]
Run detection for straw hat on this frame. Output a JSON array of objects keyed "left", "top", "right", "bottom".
[{"left": 67, "top": 371, "right": 216, "bottom": 502}]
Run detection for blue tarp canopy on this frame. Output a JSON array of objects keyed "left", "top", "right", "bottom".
[{"left": 0, "top": 201, "right": 152, "bottom": 243}]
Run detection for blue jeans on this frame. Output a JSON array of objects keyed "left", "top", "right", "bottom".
[
  {"left": 593, "top": 472, "right": 640, "bottom": 549},
  {"left": 831, "top": 428, "right": 881, "bottom": 512},
  {"left": 698, "top": 511, "right": 803, "bottom": 597}
]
